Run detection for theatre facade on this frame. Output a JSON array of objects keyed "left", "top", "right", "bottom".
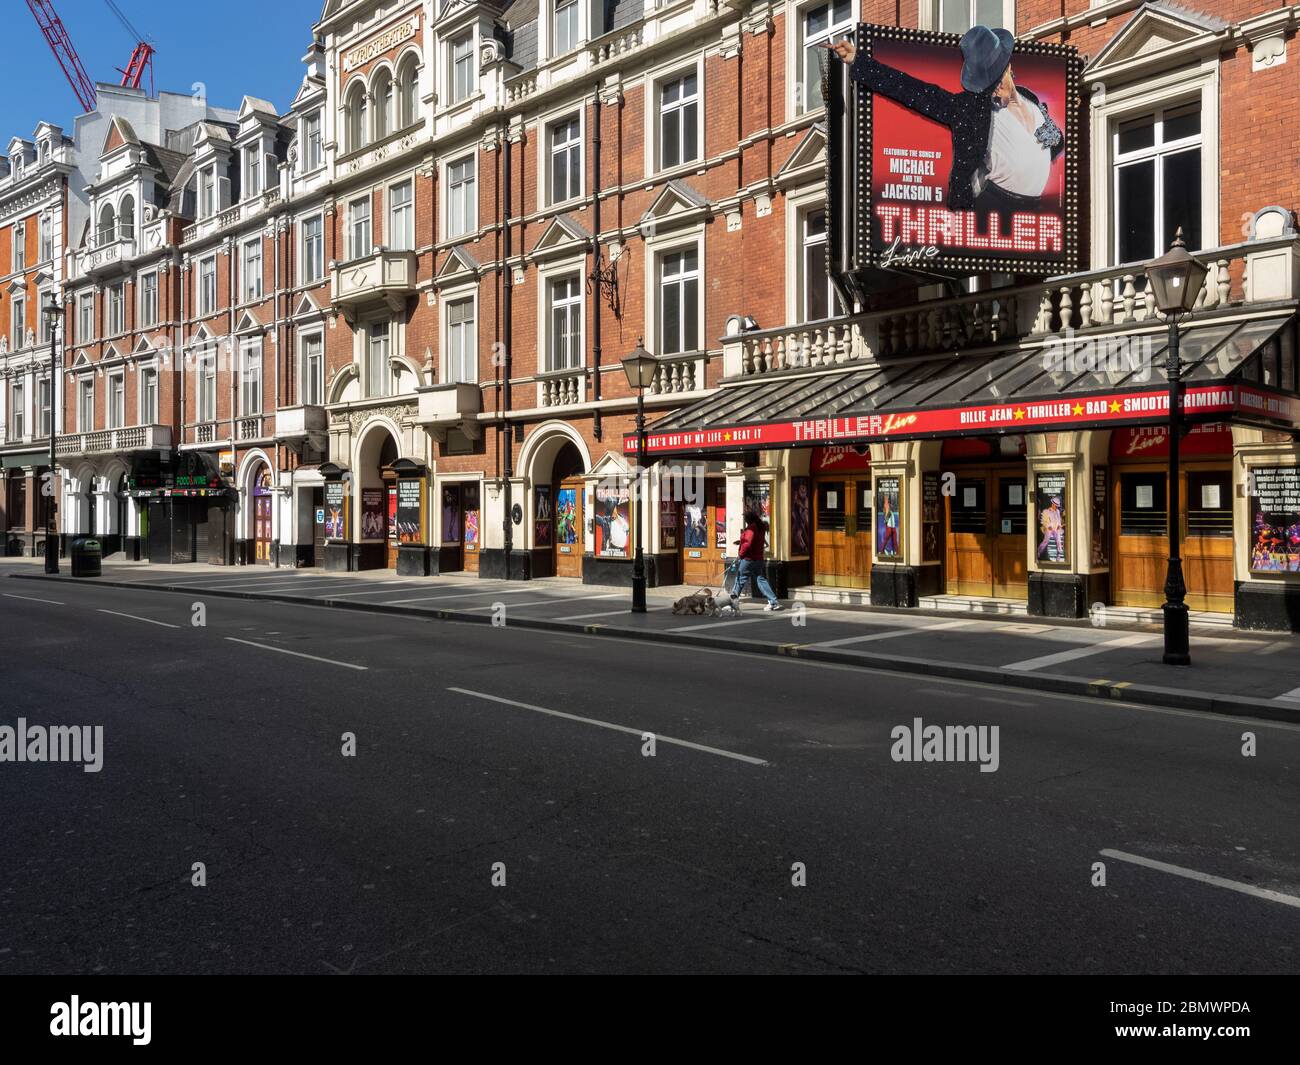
[{"left": 625, "top": 9, "right": 1300, "bottom": 632}]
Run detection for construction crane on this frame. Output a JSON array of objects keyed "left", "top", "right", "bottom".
[{"left": 26, "top": 0, "right": 156, "bottom": 114}]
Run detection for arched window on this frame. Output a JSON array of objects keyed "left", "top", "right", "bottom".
[
  {"left": 119, "top": 195, "right": 136, "bottom": 240},
  {"left": 98, "top": 203, "right": 117, "bottom": 245},
  {"left": 346, "top": 83, "right": 368, "bottom": 151},
  {"left": 373, "top": 70, "right": 393, "bottom": 140},
  {"left": 397, "top": 57, "right": 419, "bottom": 129}
]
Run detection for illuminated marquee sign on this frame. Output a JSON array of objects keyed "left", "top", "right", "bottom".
[
  {"left": 626, "top": 385, "right": 1297, "bottom": 458},
  {"left": 826, "top": 23, "right": 1082, "bottom": 285}
]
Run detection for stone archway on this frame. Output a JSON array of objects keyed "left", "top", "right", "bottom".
[{"left": 354, "top": 419, "right": 402, "bottom": 569}]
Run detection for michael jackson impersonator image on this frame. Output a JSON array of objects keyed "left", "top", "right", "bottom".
[{"left": 825, "top": 25, "right": 1064, "bottom": 222}]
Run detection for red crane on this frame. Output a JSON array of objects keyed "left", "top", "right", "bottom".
[{"left": 26, "top": 0, "right": 156, "bottom": 115}]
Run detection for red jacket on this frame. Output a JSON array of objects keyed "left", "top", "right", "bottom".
[{"left": 737, "top": 524, "right": 765, "bottom": 561}]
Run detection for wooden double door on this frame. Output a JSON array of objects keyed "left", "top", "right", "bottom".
[
  {"left": 814, "top": 477, "right": 873, "bottom": 588},
  {"left": 682, "top": 479, "right": 727, "bottom": 587},
  {"left": 1111, "top": 464, "right": 1233, "bottom": 612},
  {"left": 945, "top": 467, "right": 1028, "bottom": 599}
]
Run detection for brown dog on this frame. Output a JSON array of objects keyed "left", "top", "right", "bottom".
[{"left": 671, "top": 588, "right": 719, "bottom": 616}]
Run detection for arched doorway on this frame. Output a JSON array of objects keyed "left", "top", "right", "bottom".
[
  {"left": 252, "top": 466, "right": 273, "bottom": 564},
  {"left": 550, "top": 441, "right": 585, "bottom": 578},
  {"left": 355, "top": 422, "right": 402, "bottom": 569}
]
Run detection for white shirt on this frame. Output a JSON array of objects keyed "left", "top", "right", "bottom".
[{"left": 986, "top": 96, "right": 1052, "bottom": 198}]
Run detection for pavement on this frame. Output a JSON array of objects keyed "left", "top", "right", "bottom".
[
  {"left": 6, "top": 555, "right": 1300, "bottom": 721},
  {"left": 2, "top": 572, "right": 1300, "bottom": 975}
]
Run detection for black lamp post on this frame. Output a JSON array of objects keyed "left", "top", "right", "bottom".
[
  {"left": 42, "top": 297, "right": 62, "bottom": 575},
  {"left": 621, "top": 337, "right": 658, "bottom": 613},
  {"left": 1145, "top": 227, "right": 1209, "bottom": 665}
]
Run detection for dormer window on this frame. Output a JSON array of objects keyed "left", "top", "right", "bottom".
[
  {"left": 553, "top": 0, "right": 579, "bottom": 56},
  {"left": 200, "top": 167, "right": 215, "bottom": 218},
  {"left": 119, "top": 195, "right": 135, "bottom": 241},
  {"left": 39, "top": 142, "right": 48, "bottom": 164},
  {"left": 303, "top": 110, "right": 322, "bottom": 170},
  {"left": 246, "top": 147, "right": 261, "bottom": 198},
  {"left": 97, "top": 204, "right": 116, "bottom": 245},
  {"left": 450, "top": 32, "right": 475, "bottom": 104}
]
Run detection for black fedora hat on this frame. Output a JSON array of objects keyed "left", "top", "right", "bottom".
[{"left": 959, "top": 24, "right": 1014, "bottom": 93}]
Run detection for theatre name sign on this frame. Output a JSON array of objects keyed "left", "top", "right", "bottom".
[{"left": 628, "top": 386, "right": 1296, "bottom": 458}]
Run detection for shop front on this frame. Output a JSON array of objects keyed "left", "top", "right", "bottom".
[
  {"left": 629, "top": 312, "right": 1300, "bottom": 627},
  {"left": 127, "top": 451, "right": 234, "bottom": 565}
]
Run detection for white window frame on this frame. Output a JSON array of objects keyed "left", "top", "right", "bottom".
[
  {"left": 39, "top": 214, "right": 53, "bottom": 263},
  {"left": 345, "top": 82, "right": 368, "bottom": 152},
  {"left": 648, "top": 60, "right": 704, "bottom": 176},
  {"left": 920, "top": 0, "right": 1016, "bottom": 33},
  {"left": 541, "top": 267, "right": 584, "bottom": 372},
  {"left": 1112, "top": 101, "right": 1204, "bottom": 267},
  {"left": 546, "top": 112, "right": 583, "bottom": 206},
  {"left": 243, "top": 237, "right": 264, "bottom": 302},
  {"left": 442, "top": 290, "right": 477, "bottom": 384},
  {"left": 349, "top": 196, "right": 372, "bottom": 260},
  {"left": 1088, "top": 63, "right": 1220, "bottom": 270},
  {"left": 388, "top": 179, "right": 415, "bottom": 251},
  {"left": 140, "top": 270, "right": 159, "bottom": 328},
  {"left": 36, "top": 375, "right": 51, "bottom": 437},
  {"left": 366, "top": 319, "right": 393, "bottom": 398},
  {"left": 11, "top": 379, "right": 26, "bottom": 439},
  {"left": 657, "top": 246, "right": 701, "bottom": 356},
  {"left": 198, "top": 256, "right": 217, "bottom": 317},
  {"left": 107, "top": 372, "right": 125, "bottom": 429},
  {"left": 200, "top": 167, "right": 215, "bottom": 218},
  {"left": 373, "top": 68, "right": 394, "bottom": 141},
  {"left": 301, "top": 213, "right": 325, "bottom": 283},
  {"left": 642, "top": 223, "right": 705, "bottom": 361},
  {"left": 449, "top": 31, "right": 476, "bottom": 105},
  {"left": 552, "top": 0, "right": 579, "bottom": 57},
  {"left": 38, "top": 288, "right": 53, "bottom": 343},
  {"left": 12, "top": 221, "right": 25, "bottom": 272},
  {"left": 106, "top": 283, "right": 125, "bottom": 336},
  {"left": 77, "top": 377, "right": 94, "bottom": 433},
  {"left": 240, "top": 337, "right": 263, "bottom": 415},
  {"left": 445, "top": 154, "right": 477, "bottom": 238},
  {"left": 303, "top": 110, "right": 323, "bottom": 171},
  {"left": 11, "top": 296, "right": 25, "bottom": 349},
  {"left": 301, "top": 331, "right": 325, "bottom": 406},
  {"left": 139, "top": 365, "right": 158, "bottom": 424},
  {"left": 197, "top": 348, "right": 217, "bottom": 422},
  {"left": 78, "top": 293, "right": 93, "bottom": 343},
  {"left": 397, "top": 57, "right": 420, "bottom": 129},
  {"left": 245, "top": 144, "right": 261, "bottom": 198},
  {"left": 793, "top": 0, "right": 854, "bottom": 118}
]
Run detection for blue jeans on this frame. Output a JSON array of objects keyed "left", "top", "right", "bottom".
[{"left": 732, "top": 558, "right": 778, "bottom": 606}]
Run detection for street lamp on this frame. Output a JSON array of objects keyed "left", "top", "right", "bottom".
[
  {"left": 1145, "top": 227, "right": 1209, "bottom": 666},
  {"left": 42, "top": 297, "right": 62, "bottom": 575},
  {"left": 621, "top": 337, "right": 658, "bottom": 613}
]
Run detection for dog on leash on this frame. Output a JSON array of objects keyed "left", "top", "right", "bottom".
[{"left": 671, "top": 588, "right": 720, "bottom": 616}]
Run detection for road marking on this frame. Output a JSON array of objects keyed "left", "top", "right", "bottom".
[
  {"left": 383, "top": 587, "right": 542, "bottom": 604},
  {"left": 3, "top": 592, "right": 65, "bottom": 605},
  {"left": 199, "top": 578, "right": 380, "bottom": 593},
  {"left": 1100, "top": 848, "right": 1300, "bottom": 910},
  {"left": 1257, "top": 640, "right": 1294, "bottom": 655},
  {"left": 461, "top": 593, "right": 624, "bottom": 611},
  {"left": 554, "top": 608, "right": 635, "bottom": 621},
  {"left": 447, "top": 687, "right": 767, "bottom": 765},
  {"left": 671, "top": 609, "right": 815, "bottom": 632},
  {"left": 325, "top": 583, "right": 478, "bottom": 598},
  {"left": 98, "top": 609, "right": 180, "bottom": 629},
  {"left": 803, "top": 618, "right": 975, "bottom": 649},
  {"left": 224, "top": 637, "right": 368, "bottom": 670},
  {"left": 1004, "top": 633, "right": 1157, "bottom": 672},
  {"left": 1273, "top": 685, "right": 1300, "bottom": 704}
]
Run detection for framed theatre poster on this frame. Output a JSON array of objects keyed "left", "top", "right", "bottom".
[
  {"left": 360, "top": 488, "right": 385, "bottom": 540},
  {"left": 534, "top": 484, "right": 553, "bottom": 548},
  {"left": 594, "top": 482, "right": 631, "bottom": 558},
  {"left": 1034, "top": 471, "right": 1070, "bottom": 566},
  {"left": 828, "top": 22, "right": 1081, "bottom": 281},
  {"left": 744, "top": 481, "right": 771, "bottom": 529},
  {"left": 875, "top": 475, "right": 902, "bottom": 560},
  {"left": 440, "top": 484, "right": 461, "bottom": 544},
  {"left": 1249, "top": 466, "right": 1300, "bottom": 573},
  {"left": 395, "top": 478, "right": 425, "bottom": 545},
  {"left": 921, "top": 470, "right": 942, "bottom": 562},
  {"left": 1091, "top": 465, "right": 1109, "bottom": 567},
  {"left": 323, "top": 481, "right": 347, "bottom": 541}
]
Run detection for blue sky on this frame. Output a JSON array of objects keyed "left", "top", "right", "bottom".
[{"left": 6, "top": 0, "right": 320, "bottom": 141}]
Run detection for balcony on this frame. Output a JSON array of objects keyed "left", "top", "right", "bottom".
[
  {"left": 74, "top": 226, "right": 136, "bottom": 279},
  {"left": 276, "top": 404, "right": 328, "bottom": 448},
  {"left": 724, "top": 235, "right": 1300, "bottom": 379},
  {"left": 56, "top": 424, "right": 172, "bottom": 457},
  {"left": 330, "top": 248, "right": 417, "bottom": 323},
  {"left": 415, "top": 382, "right": 481, "bottom": 442},
  {"left": 537, "top": 367, "right": 585, "bottom": 408}
]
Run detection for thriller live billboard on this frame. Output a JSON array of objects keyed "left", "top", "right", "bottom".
[{"left": 826, "top": 23, "right": 1083, "bottom": 295}]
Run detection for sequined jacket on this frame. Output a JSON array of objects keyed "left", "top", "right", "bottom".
[{"left": 849, "top": 51, "right": 1064, "bottom": 209}]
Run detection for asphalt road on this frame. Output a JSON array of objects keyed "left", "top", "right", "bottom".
[{"left": 2, "top": 579, "right": 1299, "bottom": 974}]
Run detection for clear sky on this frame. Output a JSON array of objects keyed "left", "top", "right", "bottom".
[{"left": 6, "top": 0, "right": 321, "bottom": 142}]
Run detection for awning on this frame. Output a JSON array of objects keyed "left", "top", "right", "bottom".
[{"left": 627, "top": 313, "right": 1300, "bottom": 457}]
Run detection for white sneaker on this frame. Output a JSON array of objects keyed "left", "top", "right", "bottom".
[{"left": 764, "top": 602, "right": 783, "bottom": 612}]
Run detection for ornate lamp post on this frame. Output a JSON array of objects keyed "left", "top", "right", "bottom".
[
  {"left": 42, "top": 297, "right": 62, "bottom": 575},
  {"left": 1145, "top": 228, "right": 1209, "bottom": 665},
  {"left": 620, "top": 338, "right": 658, "bottom": 613}
]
